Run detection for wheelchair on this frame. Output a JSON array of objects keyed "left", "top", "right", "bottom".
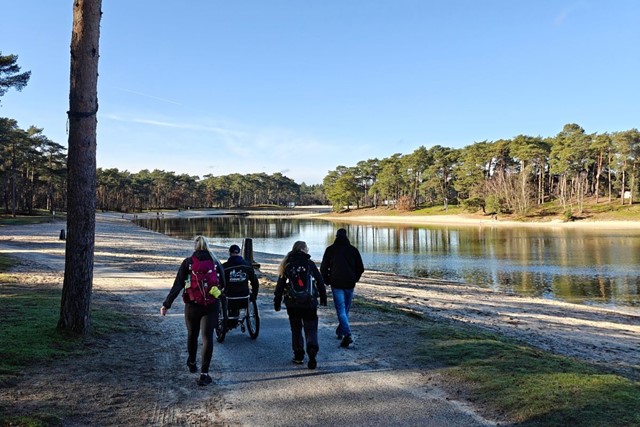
[{"left": 215, "top": 265, "right": 260, "bottom": 343}]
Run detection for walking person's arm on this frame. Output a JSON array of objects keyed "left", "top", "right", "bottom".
[
  {"left": 249, "top": 267, "right": 259, "bottom": 300},
  {"left": 161, "top": 258, "right": 189, "bottom": 314},
  {"left": 273, "top": 276, "right": 286, "bottom": 311},
  {"left": 354, "top": 248, "right": 364, "bottom": 281},
  {"left": 320, "top": 248, "right": 332, "bottom": 285},
  {"left": 310, "top": 262, "right": 327, "bottom": 306}
]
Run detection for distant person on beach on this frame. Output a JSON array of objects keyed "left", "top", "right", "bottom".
[
  {"left": 160, "top": 235, "right": 226, "bottom": 386},
  {"left": 222, "top": 244, "right": 260, "bottom": 325},
  {"left": 321, "top": 228, "right": 364, "bottom": 348},
  {"left": 274, "top": 241, "right": 327, "bottom": 369}
]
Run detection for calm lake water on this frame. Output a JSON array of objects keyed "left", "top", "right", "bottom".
[{"left": 136, "top": 216, "right": 640, "bottom": 312}]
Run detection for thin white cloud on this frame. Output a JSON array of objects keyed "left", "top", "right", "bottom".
[
  {"left": 553, "top": 2, "right": 591, "bottom": 27},
  {"left": 103, "top": 112, "right": 345, "bottom": 154},
  {"left": 99, "top": 112, "right": 360, "bottom": 183},
  {"left": 103, "top": 113, "right": 247, "bottom": 138},
  {"left": 117, "top": 88, "right": 182, "bottom": 105}
]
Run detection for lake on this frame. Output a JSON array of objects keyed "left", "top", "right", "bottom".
[{"left": 135, "top": 215, "right": 640, "bottom": 312}]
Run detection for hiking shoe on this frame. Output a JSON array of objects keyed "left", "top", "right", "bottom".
[
  {"left": 197, "top": 373, "right": 212, "bottom": 386},
  {"left": 340, "top": 335, "right": 353, "bottom": 348},
  {"left": 186, "top": 359, "right": 198, "bottom": 373},
  {"left": 336, "top": 326, "right": 343, "bottom": 340},
  {"left": 292, "top": 357, "right": 304, "bottom": 364},
  {"left": 307, "top": 354, "right": 317, "bottom": 370}
]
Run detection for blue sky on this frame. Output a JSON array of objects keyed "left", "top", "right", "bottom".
[{"left": 2, "top": 1, "right": 639, "bottom": 185}]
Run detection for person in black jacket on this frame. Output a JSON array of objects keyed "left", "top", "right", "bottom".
[
  {"left": 320, "top": 228, "right": 364, "bottom": 348},
  {"left": 161, "top": 235, "right": 226, "bottom": 386},
  {"left": 222, "top": 244, "right": 259, "bottom": 300},
  {"left": 274, "top": 241, "right": 327, "bottom": 369},
  {"left": 222, "top": 244, "right": 259, "bottom": 327}
]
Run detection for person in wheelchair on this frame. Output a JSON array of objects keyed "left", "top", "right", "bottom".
[{"left": 222, "top": 244, "right": 259, "bottom": 328}]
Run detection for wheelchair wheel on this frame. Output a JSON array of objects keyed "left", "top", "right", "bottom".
[
  {"left": 247, "top": 298, "right": 260, "bottom": 339},
  {"left": 215, "top": 296, "right": 228, "bottom": 343}
]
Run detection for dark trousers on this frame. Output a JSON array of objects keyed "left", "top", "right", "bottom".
[
  {"left": 184, "top": 301, "right": 219, "bottom": 373},
  {"left": 286, "top": 306, "right": 319, "bottom": 359}
]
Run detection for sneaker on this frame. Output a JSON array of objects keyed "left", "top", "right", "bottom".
[
  {"left": 291, "top": 357, "right": 304, "bottom": 364},
  {"left": 307, "top": 354, "right": 317, "bottom": 370},
  {"left": 336, "top": 326, "right": 343, "bottom": 340},
  {"left": 197, "top": 373, "right": 212, "bottom": 386},
  {"left": 186, "top": 359, "right": 198, "bottom": 373},
  {"left": 340, "top": 335, "right": 353, "bottom": 348}
]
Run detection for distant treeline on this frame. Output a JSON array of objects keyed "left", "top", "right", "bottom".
[
  {"left": 95, "top": 169, "right": 326, "bottom": 211},
  {"left": 1, "top": 117, "right": 326, "bottom": 213},
  {"left": 3, "top": 118, "right": 639, "bottom": 216},
  {"left": 324, "top": 123, "right": 640, "bottom": 215}
]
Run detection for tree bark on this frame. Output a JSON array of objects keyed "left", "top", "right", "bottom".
[{"left": 58, "top": 0, "right": 102, "bottom": 336}]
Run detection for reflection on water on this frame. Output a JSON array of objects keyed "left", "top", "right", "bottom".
[{"left": 136, "top": 216, "right": 640, "bottom": 310}]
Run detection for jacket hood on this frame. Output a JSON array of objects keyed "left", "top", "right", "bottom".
[
  {"left": 289, "top": 250, "right": 311, "bottom": 262},
  {"left": 333, "top": 235, "right": 351, "bottom": 245}
]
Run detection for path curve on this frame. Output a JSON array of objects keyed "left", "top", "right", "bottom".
[{"left": 1, "top": 216, "right": 496, "bottom": 426}]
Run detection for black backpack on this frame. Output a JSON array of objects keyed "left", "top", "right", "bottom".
[{"left": 285, "top": 260, "right": 315, "bottom": 306}]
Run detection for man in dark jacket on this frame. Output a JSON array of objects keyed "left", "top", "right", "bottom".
[
  {"left": 320, "top": 228, "right": 364, "bottom": 348},
  {"left": 222, "top": 244, "right": 260, "bottom": 327},
  {"left": 222, "top": 244, "right": 259, "bottom": 300}
]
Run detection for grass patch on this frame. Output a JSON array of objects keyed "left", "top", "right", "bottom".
[
  {"left": 416, "top": 319, "right": 640, "bottom": 426},
  {"left": 0, "top": 211, "right": 63, "bottom": 226},
  {"left": 0, "top": 285, "right": 77, "bottom": 377},
  {"left": 0, "top": 256, "right": 132, "bottom": 425},
  {"left": 355, "top": 296, "right": 424, "bottom": 318},
  {"left": 0, "top": 413, "right": 66, "bottom": 427},
  {"left": 411, "top": 205, "right": 466, "bottom": 216},
  {"left": 0, "top": 254, "right": 19, "bottom": 285},
  {"left": 355, "top": 298, "right": 640, "bottom": 426},
  {"left": 0, "top": 283, "right": 130, "bottom": 383},
  {"left": 0, "top": 255, "right": 14, "bottom": 273},
  {"left": 341, "top": 198, "right": 640, "bottom": 223}
]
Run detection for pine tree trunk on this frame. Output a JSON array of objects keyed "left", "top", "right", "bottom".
[
  {"left": 608, "top": 153, "right": 612, "bottom": 203},
  {"left": 620, "top": 169, "right": 626, "bottom": 205},
  {"left": 58, "top": 0, "right": 102, "bottom": 336}
]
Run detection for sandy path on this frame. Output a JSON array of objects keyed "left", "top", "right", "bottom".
[
  {"left": 1, "top": 216, "right": 494, "bottom": 426},
  {"left": 1, "top": 213, "right": 639, "bottom": 425}
]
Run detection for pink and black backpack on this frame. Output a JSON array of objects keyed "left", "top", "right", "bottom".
[{"left": 183, "top": 256, "right": 220, "bottom": 305}]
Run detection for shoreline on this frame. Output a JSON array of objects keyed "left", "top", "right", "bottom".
[
  {"left": 105, "top": 211, "right": 640, "bottom": 317},
  {"left": 316, "top": 213, "right": 640, "bottom": 229},
  {"left": 110, "top": 207, "right": 640, "bottom": 229}
]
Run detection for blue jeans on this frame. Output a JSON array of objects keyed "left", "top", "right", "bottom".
[{"left": 331, "top": 288, "right": 354, "bottom": 337}]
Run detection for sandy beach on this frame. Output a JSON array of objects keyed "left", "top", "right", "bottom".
[
  {"left": 318, "top": 212, "right": 640, "bottom": 229},
  {"left": 133, "top": 206, "right": 640, "bottom": 230}
]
